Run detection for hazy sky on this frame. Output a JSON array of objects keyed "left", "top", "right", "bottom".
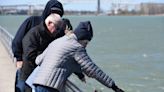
[{"left": 0, "top": 0, "right": 164, "bottom": 11}]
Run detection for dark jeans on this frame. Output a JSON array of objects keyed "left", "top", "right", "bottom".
[
  {"left": 15, "top": 69, "right": 25, "bottom": 92},
  {"left": 35, "top": 85, "right": 59, "bottom": 92},
  {"left": 15, "top": 69, "right": 32, "bottom": 92}
]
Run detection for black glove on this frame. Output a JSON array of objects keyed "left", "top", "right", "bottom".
[
  {"left": 74, "top": 72, "right": 85, "bottom": 79},
  {"left": 112, "top": 84, "right": 124, "bottom": 92},
  {"left": 114, "top": 88, "right": 124, "bottom": 92}
]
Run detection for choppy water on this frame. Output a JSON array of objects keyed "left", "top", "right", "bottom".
[{"left": 0, "top": 15, "right": 164, "bottom": 92}]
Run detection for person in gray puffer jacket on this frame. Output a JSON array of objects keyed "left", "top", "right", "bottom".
[{"left": 32, "top": 21, "right": 124, "bottom": 92}]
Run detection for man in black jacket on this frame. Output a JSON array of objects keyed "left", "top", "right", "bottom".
[
  {"left": 12, "top": 0, "right": 64, "bottom": 92},
  {"left": 20, "top": 14, "right": 69, "bottom": 92}
]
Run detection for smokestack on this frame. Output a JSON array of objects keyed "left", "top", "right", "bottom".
[{"left": 97, "top": 0, "right": 100, "bottom": 14}]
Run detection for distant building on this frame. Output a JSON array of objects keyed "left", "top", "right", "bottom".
[{"left": 140, "top": 3, "right": 164, "bottom": 15}]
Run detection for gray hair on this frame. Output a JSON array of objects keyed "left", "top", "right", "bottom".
[{"left": 45, "top": 14, "right": 61, "bottom": 25}]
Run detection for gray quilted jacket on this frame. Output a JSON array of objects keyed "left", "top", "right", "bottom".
[{"left": 33, "top": 33, "right": 115, "bottom": 91}]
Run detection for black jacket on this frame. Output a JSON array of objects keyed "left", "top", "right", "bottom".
[
  {"left": 21, "top": 22, "right": 59, "bottom": 80},
  {"left": 12, "top": 0, "right": 64, "bottom": 61}
]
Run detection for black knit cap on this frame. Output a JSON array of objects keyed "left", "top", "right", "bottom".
[{"left": 74, "top": 21, "right": 93, "bottom": 41}]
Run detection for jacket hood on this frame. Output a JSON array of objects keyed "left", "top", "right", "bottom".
[{"left": 41, "top": 0, "right": 64, "bottom": 20}]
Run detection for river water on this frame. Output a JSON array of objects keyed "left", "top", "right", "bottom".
[{"left": 0, "top": 15, "right": 164, "bottom": 92}]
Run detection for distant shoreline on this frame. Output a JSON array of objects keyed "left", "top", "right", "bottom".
[
  {"left": 0, "top": 14, "right": 164, "bottom": 16},
  {"left": 107, "top": 13, "right": 164, "bottom": 16}
]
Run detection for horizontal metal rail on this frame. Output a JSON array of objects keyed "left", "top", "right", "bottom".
[{"left": 0, "top": 25, "right": 14, "bottom": 61}]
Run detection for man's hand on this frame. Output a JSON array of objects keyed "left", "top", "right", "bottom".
[{"left": 16, "top": 61, "right": 23, "bottom": 69}]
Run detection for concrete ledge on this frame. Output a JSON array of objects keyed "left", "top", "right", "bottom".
[{"left": 0, "top": 42, "right": 16, "bottom": 92}]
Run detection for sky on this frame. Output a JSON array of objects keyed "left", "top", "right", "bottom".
[{"left": 0, "top": 0, "right": 164, "bottom": 11}]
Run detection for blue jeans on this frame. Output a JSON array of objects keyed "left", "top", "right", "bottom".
[
  {"left": 15, "top": 69, "right": 25, "bottom": 92},
  {"left": 15, "top": 69, "right": 32, "bottom": 92},
  {"left": 35, "top": 85, "right": 59, "bottom": 92}
]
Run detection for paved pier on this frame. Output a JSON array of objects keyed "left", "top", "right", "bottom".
[{"left": 0, "top": 41, "right": 16, "bottom": 92}]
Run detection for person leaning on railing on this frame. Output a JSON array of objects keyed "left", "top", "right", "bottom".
[
  {"left": 27, "top": 21, "right": 124, "bottom": 92},
  {"left": 11, "top": 0, "right": 64, "bottom": 92}
]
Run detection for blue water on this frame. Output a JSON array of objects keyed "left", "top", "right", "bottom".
[{"left": 0, "top": 15, "right": 164, "bottom": 92}]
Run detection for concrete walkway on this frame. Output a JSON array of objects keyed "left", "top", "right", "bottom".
[{"left": 0, "top": 42, "right": 16, "bottom": 92}]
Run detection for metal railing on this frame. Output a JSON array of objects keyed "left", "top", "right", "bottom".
[
  {"left": 0, "top": 25, "right": 83, "bottom": 92},
  {"left": 0, "top": 26, "right": 14, "bottom": 60}
]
